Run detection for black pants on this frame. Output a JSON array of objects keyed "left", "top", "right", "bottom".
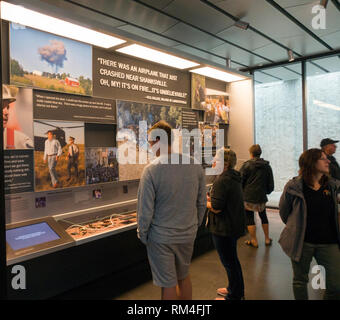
[
  {"left": 212, "top": 234, "right": 244, "bottom": 300},
  {"left": 245, "top": 209, "right": 268, "bottom": 226},
  {"left": 67, "top": 157, "right": 79, "bottom": 178}
]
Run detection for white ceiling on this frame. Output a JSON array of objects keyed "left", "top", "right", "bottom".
[{"left": 8, "top": 0, "right": 340, "bottom": 83}]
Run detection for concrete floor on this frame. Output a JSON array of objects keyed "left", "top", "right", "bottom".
[{"left": 115, "top": 210, "right": 323, "bottom": 300}]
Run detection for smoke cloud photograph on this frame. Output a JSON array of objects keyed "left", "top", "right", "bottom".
[{"left": 9, "top": 23, "right": 92, "bottom": 96}]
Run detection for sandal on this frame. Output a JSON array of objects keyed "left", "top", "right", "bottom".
[
  {"left": 265, "top": 238, "right": 273, "bottom": 246},
  {"left": 245, "top": 240, "right": 258, "bottom": 248}
]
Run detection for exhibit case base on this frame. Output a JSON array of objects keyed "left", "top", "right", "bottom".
[{"left": 6, "top": 224, "right": 213, "bottom": 300}]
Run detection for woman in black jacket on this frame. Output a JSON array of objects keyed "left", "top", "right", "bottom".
[
  {"left": 240, "top": 144, "right": 274, "bottom": 248},
  {"left": 206, "top": 148, "right": 246, "bottom": 300}
]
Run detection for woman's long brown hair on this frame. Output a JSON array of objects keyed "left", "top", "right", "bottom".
[{"left": 298, "top": 148, "right": 328, "bottom": 187}]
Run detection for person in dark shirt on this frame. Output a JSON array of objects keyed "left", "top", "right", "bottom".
[
  {"left": 206, "top": 148, "right": 246, "bottom": 300},
  {"left": 240, "top": 144, "right": 274, "bottom": 248},
  {"left": 279, "top": 148, "right": 340, "bottom": 300},
  {"left": 320, "top": 138, "right": 340, "bottom": 180}
]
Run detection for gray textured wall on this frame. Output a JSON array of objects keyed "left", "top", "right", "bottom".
[
  {"left": 255, "top": 71, "right": 340, "bottom": 192},
  {"left": 255, "top": 78, "right": 303, "bottom": 192}
]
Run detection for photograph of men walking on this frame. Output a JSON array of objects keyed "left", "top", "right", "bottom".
[{"left": 34, "top": 120, "right": 85, "bottom": 191}]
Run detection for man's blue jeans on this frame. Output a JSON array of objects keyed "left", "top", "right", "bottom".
[
  {"left": 212, "top": 234, "right": 245, "bottom": 300},
  {"left": 48, "top": 156, "right": 58, "bottom": 186}
]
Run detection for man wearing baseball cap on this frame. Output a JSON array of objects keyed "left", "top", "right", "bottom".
[
  {"left": 320, "top": 138, "right": 340, "bottom": 180},
  {"left": 2, "top": 85, "right": 33, "bottom": 149}
]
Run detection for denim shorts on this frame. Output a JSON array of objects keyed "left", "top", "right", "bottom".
[{"left": 146, "top": 241, "right": 194, "bottom": 288}]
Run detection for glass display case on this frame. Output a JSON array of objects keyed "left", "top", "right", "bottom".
[{"left": 54, "top": 199, "right": 137, "bottom": 245}]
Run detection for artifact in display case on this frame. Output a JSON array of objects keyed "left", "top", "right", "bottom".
[{"left": 59, "top": 211, "right": 137, "bottom": 242}]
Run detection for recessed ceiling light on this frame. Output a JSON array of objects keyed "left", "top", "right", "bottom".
[
  {"left": 0, "top": 1, "right": 126, "bottom": 48},
  {"left": 189, "top": 67, "right": 245, "bottom": 82},
  {"left": 116, "top": 44, "right": 199, "bottom": 69}
]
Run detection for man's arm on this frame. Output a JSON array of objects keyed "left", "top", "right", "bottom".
[
  {"left": 43, "top": 140, "right": 48, "bottom": 161},
  {"left": 196, "top": 167, "right": 207, "bottom": 226},
  {"left": 75, "top": 144, "right": 79, "bottom": 156},
  {"left": 56, "top": 140, "right": 62, "bottom": 157},
  {"left": 137, "top": 168, "right": 155, "bottom": 245}
]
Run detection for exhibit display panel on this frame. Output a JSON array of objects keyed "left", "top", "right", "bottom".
[
  {"left": 3, "top": 19, "right": 243, "bottom": 243},
  {"left": 0, "top": 3, "right": 251, "bottom": 299}
]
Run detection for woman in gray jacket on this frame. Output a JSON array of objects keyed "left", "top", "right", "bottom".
[{"left": 279, "top": 148, "right": 340, "bottom": 300}]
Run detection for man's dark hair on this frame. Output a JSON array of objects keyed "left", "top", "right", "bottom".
[
  {"left": 249, "top": 144, "right": 262, "bottom": 158},
  {"left": 148, "top": 120, "right": 172, "bottom": 146}
]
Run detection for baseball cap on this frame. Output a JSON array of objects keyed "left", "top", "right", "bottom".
[
  {"left": 2, "top": 85, "right": 16, "bottom": 103},
  {"left": 320, "top": 138, "right": 339, "bottom": 148}
]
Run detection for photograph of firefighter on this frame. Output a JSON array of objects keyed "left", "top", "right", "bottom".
[
  {"left": 9, "top": 23, "right": 92, "bottom": 95},
  {"left": 34, "top": 120, "right": 85, "bottom": 191},
  {"left": 2, "top": 85, "right": 34, "bottom": 150}
]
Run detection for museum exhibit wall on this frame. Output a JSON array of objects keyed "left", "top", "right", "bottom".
[
  {"left": 1, "top": 7, "right": 252, "bottom": 275},
  {"left": 228, "top": 79, "right": 254, "bottom": 170},
  {"left": 0, "top": 2, "right": 253, "bottom": 298}
]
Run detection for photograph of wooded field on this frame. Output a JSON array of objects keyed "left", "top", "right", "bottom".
[{"left": 34, "top": 120, "right": 85, "bottom": 191}]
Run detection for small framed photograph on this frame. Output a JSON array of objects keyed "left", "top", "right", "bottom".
[
  {"left": 35, "top": 196, "right": 46, "bottom": 208},
  {"left": 92, "top": 189, "right": 102, "bottom": 199}
]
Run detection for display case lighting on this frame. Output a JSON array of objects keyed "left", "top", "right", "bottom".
[
  {"left": 116, "top": 44, "right": 200, "bottom": 69},
  {"left": 0, "top": 1, "right": 126, "bottom": 48},
  {"left": 190, "top": 67, "right": 245, "bottom": 82}
]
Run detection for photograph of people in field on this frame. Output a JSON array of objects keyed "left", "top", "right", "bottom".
[
  {"left": 34, "top": 120, "right": 86, "bottom": 191},
  {"left": 10, "top": 23, "right": 92, "bottom": 95}
]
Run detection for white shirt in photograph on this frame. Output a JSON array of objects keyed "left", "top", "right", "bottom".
[{"left": 44, "top": 138, "right": 62, "bottom": 160}]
